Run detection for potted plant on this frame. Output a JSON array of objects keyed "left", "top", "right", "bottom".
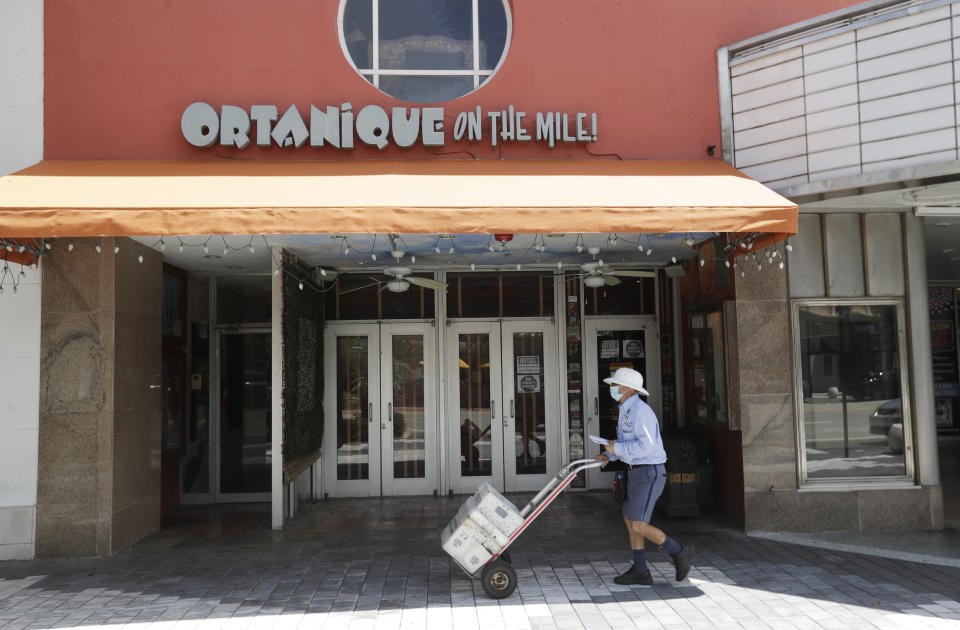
[{"left": 658, "top": 435, "right": 701, "bottom": 517}]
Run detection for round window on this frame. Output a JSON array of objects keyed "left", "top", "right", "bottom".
[{"left": 339, "top": 0, "right": 511, "bottom": 103}]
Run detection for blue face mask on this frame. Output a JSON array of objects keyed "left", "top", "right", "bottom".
[{"left": 609, "top": 385, "right": 621, "bottom": 402}]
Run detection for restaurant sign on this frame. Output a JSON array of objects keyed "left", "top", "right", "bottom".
[{"left": 181, "top": 102, "right": 598, "bottom": 151}]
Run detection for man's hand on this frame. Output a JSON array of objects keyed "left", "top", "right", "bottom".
[
  {"left": 594, "top": 453, "right": 609, "bottom": 467},
  {"left": 604, "top": 441, "right": 617, "bottom": 456}
]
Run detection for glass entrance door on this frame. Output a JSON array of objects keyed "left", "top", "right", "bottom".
[
  {"left": 447, "top": 320, "right": 559, "bottom": 494},
  {"left": 582, "top": 317, "right": 661, "bottom": 490},
  {"left": 214, "top": 328, "right": 272, "bottom": 501},
  {"left": 323, "top": 322, "right": 437, "bottom": 497}
]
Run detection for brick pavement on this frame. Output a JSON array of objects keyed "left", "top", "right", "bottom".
[{"left": 1, "top": 492, "right": 959, "bottom": 629}]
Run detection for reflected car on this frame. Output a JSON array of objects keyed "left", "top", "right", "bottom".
[{"left": 869, "top": 399, "right": 901, "bottom": 435}]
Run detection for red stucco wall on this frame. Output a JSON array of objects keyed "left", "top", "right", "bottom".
[{"left": 44, "top": 0, "right": 853, "bottom": 161}]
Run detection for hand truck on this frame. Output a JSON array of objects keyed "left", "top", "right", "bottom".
[{"left": 441, "top": 458, "right": 602, "bottom": 599}]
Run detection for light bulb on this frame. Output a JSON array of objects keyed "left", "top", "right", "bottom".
[
  {"left": 345, "top": 245, "right": 351, "bottom": 254},
  {"left": 757, "top": 263, "right": 762, "bottom": 272},
  {"left": 138, "top": 255, "right": 144, "bottom": 264},
  {"left": 44, "top": 242, "right": 51, "bottom": 250},
  {"left": 741, "top": 271, "right": 745, "bottom": 278},
  {"left": 700, "top": 259, "right": 705, "bottom": 267},
  {"left": 576, "top": 245, "right": 584, "bottom": 253},
  {"left": 785, "top": 244, "right": 793, "bottom": 252},
  {"left": 223, "top": 247, "right": 229, "bottom": 256},
  {"left": 298, "top": 281, "right": 304, "bottom": 290},
  {"left": 319, "top": 267, "right": 327, "bottom": 277},
  {"left": 557, "top": 261, "right": 563, "bottom": 269},
  {"left": 435, "top": 246, "right": 441, "bottom": 254},
  {"left": 516, "top": 264, "right": 522, "bottom": 271},
  {"left": 488, "top": 245, "right": 495, "bottom": 252},
  {"left": 646, "top": 249, "right": 653, "bottom": 256},
  {"left": 410, "top": 256, "right": 416, "bottom": 264},
  {"left": 371, "top": 253, "right": 377, "bottom": 261},
  {"left": 160, "top": 241, "right": 166, "bottom": 252},
  {"left": 68, "top": 243, "right": 75, "bottom": 252},
  {"left": 95, "top": 245, "right": 102, "bottom": 254},
  {"left": 203, "top": 244, "right": 209, "bottom": 254},
  {"left": 274, "top": 268, "right": 280, "bottom": 276},
  {"left": 671, "top": 256, "right": 677, "bottom": 264},
  {"left": 747, "top": 241, "right": 753, "bottom": 249},
  {"left": 779, "top": 261, "right": 785, "bottom": 270},
  {"left": 637, "top": 244, "right": 644, "bottom": 252},
  {"left": 724, "top": 260, "right": 730, "bottom": 268},
  {"left": 470, "top": 263, "right": 476, "bottom": 271},
  {"left": 114, "top": 245, "right": 120, "bottom": 254},
  {"left": 179, "top": 243, "right": 184, "bottom": 253},
  {"left": 449, "top": 247, "right": 455, "bottom": 254},
  {"left": 18, "top": 245, "right": 25, "bottom": 253},
  {"left": 249, "top": 245, "right": 255, "bottom": 254}
]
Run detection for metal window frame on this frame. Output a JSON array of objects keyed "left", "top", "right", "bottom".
[
  {"left": 791, "top": 297, "right": 916, "bottom": 489},
  {"left": 337, "top": 0, "right": 513, "bottom": 98}
]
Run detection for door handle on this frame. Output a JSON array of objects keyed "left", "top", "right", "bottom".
[
  {"left": 387, "top": 402, "right": 392, "bottom": 421},
  {"left": 594, "top": 397, "right": 599, "bottom": 416},
  {"left": 369, "top": 402, "right": 373, "bottom": 423},
  {"left": 511, "top": 398, "right": 515, "bottom": 418},
  {"left": 491, "top": 400, "right": 496, "bottom": 420}
]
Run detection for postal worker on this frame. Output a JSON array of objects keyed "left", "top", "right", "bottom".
[{"left": 594, "top": 367, "right": 695, "bottom": 585}]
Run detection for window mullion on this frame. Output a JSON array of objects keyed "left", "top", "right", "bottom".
[
  {"left": 372, "top": 0, "right": 380, "bottom": 88},
  {"left": 472, "top": 0, "right": 480, "bottom": 89}
]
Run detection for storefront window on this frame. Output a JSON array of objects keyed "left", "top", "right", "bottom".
[
  {"left": 325, "top": 273, "right": 435, "bottom": 320},
  {"left": 688, "top": 310, "right": 727, "bottom": 427},
  {"left": 447, "top": 272, "right": 554, "bottom": 318},
  {"left": 794, "top": 301, "right": 912, "bottom": 482},
  {"left": 583, "top": 277, "right": 656, "bottom": 315},
  {"left": 340, "top": 0, "right": 511, "bottom": 103}
]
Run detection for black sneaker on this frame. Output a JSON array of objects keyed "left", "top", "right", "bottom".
[
  {"left": 613, "top": 566, "right": 653, "bottom": 586},
  {"left": 672, "top": 544, "right": 695, "bottom": 581}
]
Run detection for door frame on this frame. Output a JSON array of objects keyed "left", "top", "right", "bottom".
[
  {"left": 582, "top": 316, "right": 661, "bottom": 490},
  {"left": 212, "top": 324, "right": 273, "bottom": 503},
  {"left": 323, "top": 321, "right": 439, "bottom": 497}
]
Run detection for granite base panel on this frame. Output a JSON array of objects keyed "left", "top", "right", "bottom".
[{"left": 745, "top": 485, "right": 942, "bottom": 532}]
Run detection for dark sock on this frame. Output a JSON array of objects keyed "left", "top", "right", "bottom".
[
  {"left": 662, "top": 537, "right": 682, "bottom": 555},
  {"left": 632, "top": 549, "right": 647, "bottom": 572}
]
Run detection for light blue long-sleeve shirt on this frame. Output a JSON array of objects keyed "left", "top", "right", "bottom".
[{"left": 608, "top": 394, "right": 667, "bottom": 465}]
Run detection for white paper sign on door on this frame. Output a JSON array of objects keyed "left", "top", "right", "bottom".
[
  {"left": 516, "top": 355, "right": 541, "bottom": 374},
  {"left": 622, "top": 339, "right": 644, "bottom": 358},
  {"left": 517, "top": 374, "right": 542, "bottom": 393},
  {"left": 600, "top": 339, "right": 619, "bottom": 358}
]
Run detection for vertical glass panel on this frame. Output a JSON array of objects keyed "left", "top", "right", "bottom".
[
  {"left": 798, "top": 304, "right": 906, "bottom": 479},
  {"left": 513, "top": 332, "right": 546, "bottom": 475},
  {"left": 689, "top": 311, "right": 728, "bottom": 426},
  {"left": 392, "top": 335, "right": 426, "bottom": 478},
  {"left": 501, "top": 273, "right": 554, "bottom": 317},
  {"left": 447, "top": 273, "right": 500, "bottom": 318},
  {"left": 595, "top": 329, "right": 647, "bottom": 448},
  {"left": 216, "top": 275, "right": 271, "bottom": 324},
  {"left": 379, "top": 0, "right": 473, "bottom": 70},
  {"left": 343, "top": 0, "right": 372, "bottom": 69},
  {"left": 337, "top": 336, "right": 370, "bottom": 480},
  {"left": 459, "top": 333, "right": 492, "bottom": 476},
  {"left": 325, "top": 273, "right": 436, "bottom": 320},
  {"left": 378, "top": 75, "right": 474, "bottom": 104},
  {"left": 183, "top": 275, "right": 210, "bottom": 494},
  {"left": 219, "top": 333, "right": 271, "bottom": 494},
  {"left": 478, "top": 0, "right": 507, "bottom": 70}
]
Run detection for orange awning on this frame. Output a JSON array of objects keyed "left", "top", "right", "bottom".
[{"left": 0, "top": 159, "right": 797, "bottom": 238}]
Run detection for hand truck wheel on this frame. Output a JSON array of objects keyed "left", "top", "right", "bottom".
[{"left": 481, "top": 560, "right": 517, "bottom": 599}]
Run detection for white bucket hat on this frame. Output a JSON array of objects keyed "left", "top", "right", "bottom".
[{"left": 603, "top": 367, "right": 650, "bottom": 396}]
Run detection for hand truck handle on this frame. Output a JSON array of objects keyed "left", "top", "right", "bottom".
[{"left": 519, "top": 459, "right": 603, "bottom": 518}]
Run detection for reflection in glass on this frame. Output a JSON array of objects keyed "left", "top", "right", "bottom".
[
  {"left": 513, "top": 332, "right": 546, "bottom": 475},
  {"left": 379, "top": 0, "right": 473, "bottom": 70},
  {"left": 595, "top": 329, "right": 647, "bottom": 450},
  {"left": 393, "top": 335, "right": 426, "bottom": 478},
  {"left": 478, "top": 0, "right": 507, "bottom": 69},
  {"left": 337, "top": 336, "right": 370, "bottom": 480},
  {"left": 459, "top": 334, "right": 492, "bottom": 476},
  {"left": 379, "top": 75, "right": 474, "bottom": 104},
  {"left": 798, "top": 304, "right": 906, "bottom": 479},
  {"left": 343, "top": 0, "right": 372, "bottom": 69},
  {"left": 219, "top": 333, "right": 271, "bottom": 494}
]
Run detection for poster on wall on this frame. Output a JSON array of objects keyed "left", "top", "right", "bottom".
[
  {"left": 518, "top": 374, "right": 542, "bottom": 393},
  {"left": 622, "top": 339, "right": 644, "bottom": 358},
  {"left": 929, "top": 287, "right": 960, "bottom": 430}
]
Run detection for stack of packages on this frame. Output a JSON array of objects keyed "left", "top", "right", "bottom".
[{"left": 441, "top": 482, "right": 524, "bottom": 574}]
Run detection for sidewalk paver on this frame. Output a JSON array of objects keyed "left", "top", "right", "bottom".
[{"left": 1, "top": 492, "right": 959, "bottom": 629}]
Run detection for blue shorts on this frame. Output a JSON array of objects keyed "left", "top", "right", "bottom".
[{"left": 622, "top": 463, "right": 667, "bottom": 522}]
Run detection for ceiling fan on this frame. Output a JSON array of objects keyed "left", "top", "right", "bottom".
[
  {"left": 381, "top": 241, "right": 448, "bottom": 292},
  {"left": 580, "top": 247, "right": 656, "bottom": 287}
]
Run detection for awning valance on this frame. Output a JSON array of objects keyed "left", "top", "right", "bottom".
[{"left": 0, "top": 159, "right": 797, "bottom": 238}]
